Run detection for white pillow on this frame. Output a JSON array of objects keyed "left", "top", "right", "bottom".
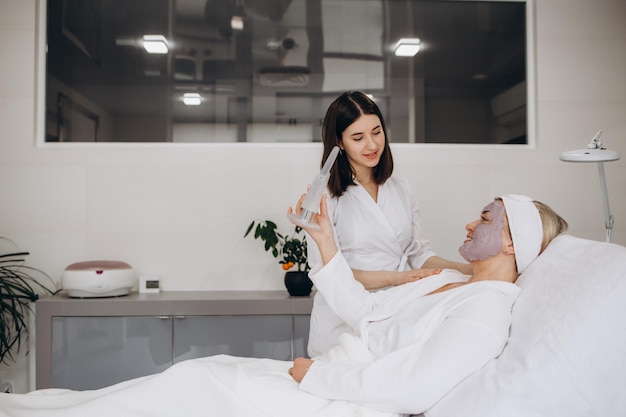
[{"left": 427, "top": 234, "right": 626, "bottom": 417}]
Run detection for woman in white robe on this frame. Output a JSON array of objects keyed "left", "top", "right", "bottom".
[
  {"left": 307, "top": 91, "right": 471, "bottom": 356},
  {"left": 0, "top": 195, "right": 567, "bottom": 417}
]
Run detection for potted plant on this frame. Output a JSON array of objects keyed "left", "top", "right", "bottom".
[
  {"left": 244, "top": 220, "right": 313, "bottom": 296},
  {"left": 0, "top": 237, "right": 57, "bottom": 364}
]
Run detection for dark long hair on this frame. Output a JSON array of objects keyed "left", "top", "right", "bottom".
[{"left": 321, "top": 91, "right": 394, "bottom": 197}]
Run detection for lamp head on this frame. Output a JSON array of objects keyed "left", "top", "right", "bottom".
[
  {"left": 560, "top": 148, "right": 620, "bottom": 163},
  {"left": 560, "top": 130, "right": 621, "bottom": 163}
]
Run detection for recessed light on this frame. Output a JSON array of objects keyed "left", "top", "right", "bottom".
[
  {"left": 394, "top": 38, "right": 421, "bottom": 57},
  {"left": 231, "top": 16, "right": 244, "bottom": 31},
  {"left": 142, "top": 35, "right": 169, "bottom": 54},
  {"left": 182, "top": 93, "right": 201, "bottom": 106}
]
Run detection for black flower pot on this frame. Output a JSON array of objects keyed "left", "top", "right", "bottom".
[{"left": 284, "top": 271, "right": 313, "bottom": 296}]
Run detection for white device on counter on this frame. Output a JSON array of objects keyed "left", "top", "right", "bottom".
[
  {"left": 139, "top": 275, "right": 161, "bottom": 294},
  {"left": 62, "top": 260, "right": 134, "bottom": 298},
  {"left": 287, "top": 146, "right": 340, "bottom": 230}
]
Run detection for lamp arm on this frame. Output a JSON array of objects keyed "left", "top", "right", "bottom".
[
  {"left": 597, "top": 162, "right": 614, "bottom": 242},
  {"left": 588, "top": 129, "right": 603, "bottom": 149}
]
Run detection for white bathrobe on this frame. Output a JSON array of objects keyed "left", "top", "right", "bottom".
[
  {"left": 301, "top": 252, "right": 521, "bottom": 415},
  {"left": 308, "top": 175, "right": 435, "bottom": 272},
  {"left": 307, "top": 176, "right": 437, "bottom": 356},
  {"left": 0, "top": 253, "right": 519, "bottom": 417}
]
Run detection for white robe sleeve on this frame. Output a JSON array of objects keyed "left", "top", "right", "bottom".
[
  {"left": 299, "top": 291, "right": 514, "bottom": 415},
  {"left": 305, "top": 190, "right": 339, "bottom": 272},
  {"left": 308, "top": 251, "right": 383, "bottom": 329},
  {"left": 306, "top": 193, "right": 357, "bottom": 357}
]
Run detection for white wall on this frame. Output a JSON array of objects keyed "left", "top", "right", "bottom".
[{"left": 0, "top": 0, "right": 625, "bottom": 393}]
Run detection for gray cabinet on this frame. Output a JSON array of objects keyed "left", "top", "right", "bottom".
[
  {"left": 173, "top": 315, "right": 294, "bottom": 363},
  {"left": 37, "top": 291, "right": 313, "bottom": 390},
  {"left": 52, "top": 316, "right": 172, "bottom": 390},
  {"left": 293, "top": 314, "right": 311, "bottom": 358}
]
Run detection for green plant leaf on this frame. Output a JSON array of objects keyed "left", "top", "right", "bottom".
[
  {"left": 0, "top": 238, "right": 57, "bottom": 365},
  {"left": 244, "top": 221, "right": 254, "bottom": 237},
  {"left": 243, "top": 220, "right": 310, "bottom": 272}
]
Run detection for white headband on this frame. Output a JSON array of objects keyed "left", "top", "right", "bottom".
[{"left": 500, "top": 194, "right": 543, "bottom": 274}]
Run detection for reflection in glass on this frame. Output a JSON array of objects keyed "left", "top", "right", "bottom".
[{"left": 44, "top": 0, "right": 527, "bottom": 144}]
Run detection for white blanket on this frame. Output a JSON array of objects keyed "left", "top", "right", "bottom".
[{"left": 0, "top": 334, "right": 399, "bottom": 417}]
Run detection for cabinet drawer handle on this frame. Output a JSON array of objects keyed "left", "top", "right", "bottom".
[
  {"left": 173, "top": 315, "right": 186, "bottom": 319},
  {"left": 157, "top": 316, "right": 171, "bottom": 320}
]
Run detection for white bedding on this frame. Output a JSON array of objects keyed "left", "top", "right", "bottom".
[
  {"left": 427, "top": 234, "right": 626, "bottom": 417},
  {"left": 4, "top": 234, "right": 623, "bottom": 417},
  {"left": 0, "top": 334, "right": 399, "bottom": 417}
]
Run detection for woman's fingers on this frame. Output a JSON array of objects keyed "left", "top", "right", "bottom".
[
  {"left": 287, "top": 193, "right": 309, "bottom": 218},
  {"left": 295, "top": 193, "right": 307, "bottom": 214},
  {"left": 407, "top": 268, "right": 442, "bottom": 282}
]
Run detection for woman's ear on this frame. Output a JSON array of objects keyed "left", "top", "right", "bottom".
[{"left": 503, "top": 243, "right": 515, "bottom": 256}]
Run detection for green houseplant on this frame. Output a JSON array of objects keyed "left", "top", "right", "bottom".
[
  {"left": 244, "top": 220, "right": 312, "bottom": 296},
  {"left": 0, "top": 237, "right": 57, "bottom": 364}
]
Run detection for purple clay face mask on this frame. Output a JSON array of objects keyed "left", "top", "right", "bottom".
[{"left": 459, "top": 201, "right": 506, "bottom": 262}]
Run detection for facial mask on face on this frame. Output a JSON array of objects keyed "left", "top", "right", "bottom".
[{"left": 459, "top": 201, "right": 506, "bottom": 262}]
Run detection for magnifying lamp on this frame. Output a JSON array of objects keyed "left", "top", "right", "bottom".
[{"left": 559, "top": 130, "right": 620, "bottom": 242}]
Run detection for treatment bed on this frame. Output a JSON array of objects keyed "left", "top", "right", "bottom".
[{"left": 0, "top": 234, "right": 624, "bottom": 416}]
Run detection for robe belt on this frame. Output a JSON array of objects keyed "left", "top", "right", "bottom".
[{"left": 398, "top": 241, "right": 421, "bottom": 271}]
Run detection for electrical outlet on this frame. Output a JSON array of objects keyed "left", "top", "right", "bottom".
[{"left": 2, "top": 382, "right": 13, "bottom": 393}]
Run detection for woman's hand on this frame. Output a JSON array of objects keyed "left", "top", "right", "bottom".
[
  {"left": 288, "top": 193, "right": 332, "bottom": 237},
  {"left": 289, "top": 357, "right": 314, "bottom": 383},
  {"left": 288, "top": 194, "right": 338, "bottom": 265},
  {"left": 391, "top": 268, "right": 442, "bottom": 286},
  {"left": 353, "top": 268, "right": 443, "bottom": 290}
]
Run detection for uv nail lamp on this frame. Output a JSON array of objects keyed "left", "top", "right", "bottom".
[{"left": 62, "top": 260, "right": 135, "bottom": 298}]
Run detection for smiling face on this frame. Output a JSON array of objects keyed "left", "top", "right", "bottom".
[
  {"left": 340, "top": 114, "right": 385, "bottom": 176},
  {"left": 459, "top": 200, "right": 508, "bottom": 262}
]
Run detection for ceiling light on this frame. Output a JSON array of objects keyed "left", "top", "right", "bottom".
[
  {"left": 142, "top": 35, "right": 169, "bottom": 54},
  {"left": 182, "top": 93, "right": 201, "bottom": 106},
  {"left": 231, "top": 16, "right": 244, "bottom": 31},
  {"left": 394, "top": 38, "right": 421, "bottom": 57}
]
